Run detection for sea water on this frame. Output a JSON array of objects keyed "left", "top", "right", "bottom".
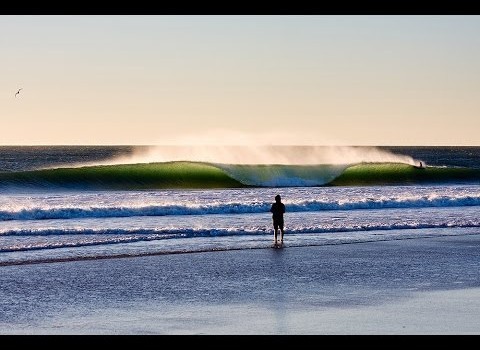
[{"left": 1, "top": 145, "right": 480, "bottom": 266}]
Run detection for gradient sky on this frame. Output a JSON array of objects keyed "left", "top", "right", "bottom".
[{"left": 2, "top": 15, "right": 480, "bottom": 146}]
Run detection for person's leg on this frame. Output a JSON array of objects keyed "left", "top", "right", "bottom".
[
  {"left": 273, "top": 222, "right": 278, "bottom": 244},
  {"left": 279, "top": 221, "right": 284, "bottom": 243}
]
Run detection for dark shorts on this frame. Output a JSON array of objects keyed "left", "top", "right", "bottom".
[{"left": 273, "top": 219, "right": 284, "bottom": 231}]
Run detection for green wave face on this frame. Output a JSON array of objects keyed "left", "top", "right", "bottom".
[
  {"left": 330, "top": 163, "right": 480, "bottom": 186},
  {"left": 1, "top": 161, "right": 480, "bottom": 190},
  {"left": 0, "top": 162, "right": 245, "bottom": 189}
]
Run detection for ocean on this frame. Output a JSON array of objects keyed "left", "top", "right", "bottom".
[{"left": 1, "top": 145, "right": 480, "bottom": 266}]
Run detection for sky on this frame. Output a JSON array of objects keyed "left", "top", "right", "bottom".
[{"left": 2, "top": 15, "right": 480, "bottom": 146}]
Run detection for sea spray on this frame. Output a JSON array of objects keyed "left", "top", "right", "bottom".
[{"left": 68, "top": 145, "right": 418, "bottom": 167}]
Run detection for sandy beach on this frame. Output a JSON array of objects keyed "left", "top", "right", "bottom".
[{"left": 1, "top": 232, "right": 480, "bottom": 335}]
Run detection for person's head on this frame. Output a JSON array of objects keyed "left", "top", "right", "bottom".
[{"left": 275, "top": 195, "right": 281, "bottom": 203}]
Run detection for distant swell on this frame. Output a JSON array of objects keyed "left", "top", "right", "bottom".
[{"left": 0, "top": 161, "right": 479, "bottom": 190}]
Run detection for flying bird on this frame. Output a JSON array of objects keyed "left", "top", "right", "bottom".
[{"left": 15, "top": 88, "right": 22, "bottom": 98}]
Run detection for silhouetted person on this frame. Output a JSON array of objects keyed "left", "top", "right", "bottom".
[
  {"left": 270, "top": 194, "right": 286, "bottom": 245},
  {"left": 416, "top": 161, "right": 426, "bottom": 169}
]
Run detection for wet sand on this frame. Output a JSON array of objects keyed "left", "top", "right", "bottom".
[{"left": 1, "top": 233, "right": 480, "bottom": 334}]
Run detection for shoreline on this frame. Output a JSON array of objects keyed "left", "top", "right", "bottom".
[{"left": 3, "top": 228, "right": 479, "bottom": 267}]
